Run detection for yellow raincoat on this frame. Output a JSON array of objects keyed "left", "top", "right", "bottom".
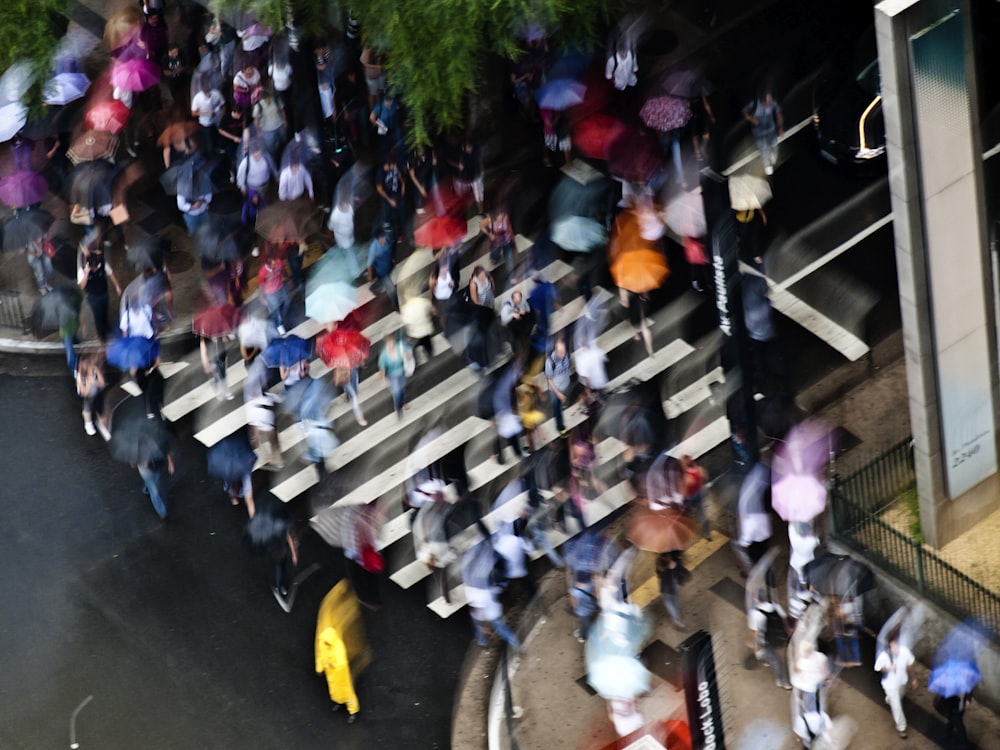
[{"left": 315, "top": 580, "right": 371, "bottom": 715}]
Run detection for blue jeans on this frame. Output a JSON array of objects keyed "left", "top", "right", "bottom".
[
  {"left": 550, "top": 388, "right": 565, "bottom": 433},
  {"left": 27, "top": 253, "right": 51, "bottom": 291},
  {"left": 473, "top": 615, "right": 522, "bottom": 651},
  {"left": 344, "top": 367, "right": 364, "bottom": 421},
  {"left": 754, "top": 132, "right": 778, "bottom": 169},
  {"left": 388, "top": 373, "right": 406, "bottom": 414},
  {"left": 138, "top": 464, "right": 168, "bottom": 519},
  {"left": 182, "top": 210, "right": 208, "bottom": 237},
  {"left": 263, "top": 287, "right": 288, "bottom": 330},
  {"left": 63, "top": 335, "right": 78, "bottom": 374}
]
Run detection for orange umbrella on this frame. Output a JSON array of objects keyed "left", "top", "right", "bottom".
[
  {"left": 627, "top": 506, "right": 696, "bottom": 553},
  {"left": 611, "top": 248, "right": 670, "bottom": 293}
]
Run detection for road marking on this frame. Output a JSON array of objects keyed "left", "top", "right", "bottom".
[
  {"left": 629, "top": 533, "right": 731, "bottom": 609},
  {"left": 664, "top": 367, "right": 724, "bottom": 419},
  {"left": 722, "top": 115, "right": 815, "bottom": 177},
  {"left": 119, "top": 361, "right": 190, "bottom": 397}
]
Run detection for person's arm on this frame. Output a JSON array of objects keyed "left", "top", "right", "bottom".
[
  {"left": 470, "top": 279, "right": 480, "bottom": 305},
  {"left": 409, "top": 165, "right": 427, "bottom": 197},
  {"left": 167, "top": 452, "right": 175, "bottom": 474},
  {"left": 775, "top": 105, "right": 784, "bottom": 136},
  {"left": 278, "top": 170, "right": 290, "bottom": 201},
  {"left": 287, "top": 531, "right": 298, "bottom": 566},
  {"left": 480, "top": 216, "right": 493, "bottom": 240},
  {"left": 742, "top": 103, "right": 758, "bottom": 127},
  {"left": 304, "top": 170, "right": 314, "bottom": 200},
  {"left": 107, "top": 263, "right": 123, "bottom": 296},
  {"left": 702, "top": 95, "right": 716, "bottom": 123},
  {"left": 376, "top": 183, "right": 395, "bottom": 207}
]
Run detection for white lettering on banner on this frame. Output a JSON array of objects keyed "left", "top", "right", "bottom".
[
  {"left": 712, "top": 249, "right": 731, "bottom": 337},
  {"left": 698, "top": 680, "right": 716, "bottom": 750}
]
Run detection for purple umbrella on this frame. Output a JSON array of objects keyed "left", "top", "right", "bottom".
[
  {"left": 0, "top": 171, "right": 47, "bottom": 208},
  {"left": 110, "top": 58, "right": 161, "bottom": 93},
  {"left": 535, "top": 79, "right": 586, "bottom": 111},
  {"left": 640, "top": 95, "right": 693, "bottom": 132}
]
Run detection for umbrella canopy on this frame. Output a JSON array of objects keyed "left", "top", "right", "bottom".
[
  {"left": 572, "top": 114, "right": 627, "bottom": 161},
  {"left": 30, "top": 285, "right": 82, "bottom": 337},
  {"left": 461, "top": 539, "right": 498, "bottom": 589},
  {"left": 564, "top": 531, "right": 618, "bottom": 574},
  {"left": 0, "top": 171, "right": 47, "bottom": 208},
  {"left": 43, "top": 72, "right": 90, "bottom": 106},
  {"left": 84, "top": 100, "right": 131, "bottom": 135},
  {"left": 310, "top": 501, "right": 384, "bottom": 550},
  {"left": 316, "top": 328, "right": 371, "bottom": 370},
  {"left": 245, "top": 498, "right": 291, "bottom": 555},
  {"left": 255, "top": 199, "right": 321, "bottom": 244},
  {"left": 176, "top": 154, "right": 217, "bottom": 201},
  {"left": 237, "top": 313, "right": 278, "bottom": 351},
  {"left": 607, "top": 129, "right": 661, "bottom": 184},
  {"left": 660, "top": 68, "right": 715, "bottom": 98},
  {"left": 535, "top": 78, "right": 586, "bottom": 111},
  {"left": 729, "top": 173, "right": 773, "bottom": 211},
  {"left": 3, "top": 208, "right": 54, "bottom": 251},
  {"left": 610, "top": 248, "right": 670, "bottom": 293},
  {"left": 305, "top": 277, "right": 358, "bottom": 324},
  {"left": 0, "top": 102, "right": 28, "bottom": 143},
  {"left": 106, "top": 335, "right": 160, "bottom": 370},
  {"left": 262, "top": 334, "right": 311, "bottom": 368},
  {"left": 640, "top": 95, "right": 693, "bottom": 132},
  {"left": 771, "top": 473, "right": 827, "bottom": 522},
  {"left": 111, "top": 59, "right": 161, "bottom": 93},
  {"left": 69, "top": 159, "right": 117, "bottom": 209},
  {"left": 929, "top": 660, "right": 982, "bottom": 698},
  {"left": 207, "top": 433, "right": 258, "bottom": 481},
  {"left": 156, "top": 120, "right": 201, "bottom": 150},
  {"left": 126, "top": 236, "right": 166, "bottom": 270},
  {"left": 0, "top": 62, "right": 34, "bottom": 103},
  {"left": 193, "top": 219, "right": 248, "bottom": 263},
  {"left": 551, "top": 215, "right": 606, "bottom": 252},
  {"left": 68, "top": 130, "right": 118, "bottom": 165},
  {"left": 664, "top": 189, "right": 707, "bottom": 238},
  {"left": 585, "top": 609, "right": 651, "bottom": 699},
  {"left": 627, "top": 505, "right": 696, "bottom": 553},
  {"left": 193, "top": 303, "right": 241, "bottom": 339},
  {"left": 803, "top": 554, "right": 875, "bottom": 598},
  {"left": 108, "top": 397, "right": 174, "bottom": 465},
  {"left": 413, "top": 215, "right": 466, "bottom": 249},
  {"left": 876, "top": 603, "right": 927, "bottom": 659}
]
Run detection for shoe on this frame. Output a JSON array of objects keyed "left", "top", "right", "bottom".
[
  {"left": 346, "top": 713, "right": 358, "bottom": 724},
  {"left": 84, "top": 420, "right": 97, "bottom": 436},
  {"left": 573, "top": 629, "right": 585, "bottom": 643},
  {"left": 777, "top": 680, "right": 792, "bottom": 690},
  {"left": 251, "top": 246, "right": 260, "bottom": 257},
  {"left": 272, "top": 586, "right": 293, "bottom": 613},
  {"left": 96, "top": 421, "right": 112, "bottom": 441},
  {"left": 277, "top": 325, "right": 286, "bottom": 335},
  {"left": 142, "top": 485, "right": 150, "bottom": 495},
  {"left": 898, "top": 731, "right": 908, "bottom": 740},
  {"left": 671, "top": 619, "right": 686, "bottom": 631},
  {"left": 357, "top": 417, "right": 368, "bottom": 426},
  {"left": 225, "top": 392, "right": 235, "bottom": 400},
  {"left": 764, "top": 164, "right": 774, "bottom": 176}
]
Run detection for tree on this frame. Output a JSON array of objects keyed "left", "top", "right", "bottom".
[
  {"left": 213, "top": 0, "right": 615, "bottom": 146},
  {"left": 0, "top": 0, "right": 68, "bottom": 113}
]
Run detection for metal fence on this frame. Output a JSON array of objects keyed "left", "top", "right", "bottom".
[
  {"left": 0, "top": 290, "right": 26, "bottom": 332},
  {"left": 829, "top": 445, "right": 1000, "bottom": 634},
  {"left": 834, "top": 437, "right": 915, "bottom": 513}
]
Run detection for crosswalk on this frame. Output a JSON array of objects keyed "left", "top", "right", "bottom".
[{"left": 122, "top": 224, "right": 740, "bottom": 619}]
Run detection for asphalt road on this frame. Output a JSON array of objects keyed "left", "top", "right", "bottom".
[{"left": 0, "top": 374, "right": 470, "bottom": 750}]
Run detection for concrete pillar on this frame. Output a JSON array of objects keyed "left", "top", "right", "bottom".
[{"left": 876, "top": 0, "right": 1000, "bottom": 547}]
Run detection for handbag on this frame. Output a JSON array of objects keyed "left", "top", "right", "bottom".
[
  {"left": 402, "top": 347, "right": 416, "bottom": 377},
  {"left": 42, "top": 240, "right": 57, "bottom": 258},
  {"left": 70, "top": 204, "right": 93, "bottom": 226}
]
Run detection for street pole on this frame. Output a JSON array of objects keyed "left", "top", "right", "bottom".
[{"left": 700, "top": 167, "right": 759, "bottom": 465}]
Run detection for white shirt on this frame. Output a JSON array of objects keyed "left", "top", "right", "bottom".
[
  {"left": 177, "top": 192, "right": 212, "bottom": 215},
  {"left": 605, "top": 51, "right": 637, "bottom": 90},
  {"left": 789, "top": 525, "right": 820, "bottom": 574},
  {"left": 493, "top": 532, "right": 529, "bottom": 579},
  {"left": 278, "top": 165, "right": 314, "bottom": 201},
  {"left": 268, "top": 62, "right": 292, "bottom": 91},
  {"left": 191, "top": 89, "right": 224, "bottom": 127},
  {"left": 874, "top": 646, "right": 914, "bottom": 689},
  {"left": 328, "top": 204, "right": 355, "bottom": 248},
  {"left": 237, "top": 153, "right": 276, "bottom": 191}
]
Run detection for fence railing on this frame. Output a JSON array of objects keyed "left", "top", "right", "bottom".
[
  {"left": 829, "top": 446, "right": 1000, "bottom": 634},
  {"left": 0, "top": 290, "right": 26, "bottom": 332},
  {"left": 834, "top": 437, "right": 915, "bottom": 514}
]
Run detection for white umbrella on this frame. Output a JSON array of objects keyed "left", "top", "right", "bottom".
[
  {"left": 0, "top": 62, "right": 34, "bottom": 104},
  {"left": 664, "top": 189, "right": 706, "bottom": 238},
  {"left": 44, "top": 72, "right": 90, "bottom": 106},
  {"left": 551, "top": 215, "right": 606, "bottom": 252},
  {"left": 729, "top": 173, "right": 772, "bottom": 211}
]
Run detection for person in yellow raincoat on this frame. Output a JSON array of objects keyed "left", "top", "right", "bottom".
[{"left": 315, "top": 580, "right": 372, "bottom": 722}]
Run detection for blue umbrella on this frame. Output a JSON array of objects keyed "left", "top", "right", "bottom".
[
  {"left": 107, "top": 335, "right": 160, "bottom": 371},
  {"left": 207, "top": 433, "right": 257, "bottom": 481},
  {"left": 929, "top": 659, "right": 981, "bottom": 698},
  {"left": 585, "top": 609, "right": 651, "bottom": 699},
  {"left": 304, "top": 269, "right": 357, "bottom": 324},
  {"left": 262, "top": 334, "right": 311, "bottom": 368},
  {"left": 565, "top": 531, "right": 618, "bottom": 574},
  {"left": 551, "top": 215, "right": 606, "bottom": 252},
  {"left": 534, "top": 78, "right": 586, "bottom": 111}
]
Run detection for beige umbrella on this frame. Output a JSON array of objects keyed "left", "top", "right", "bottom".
[{"left": 729, "top": 173, "right": 773, "bottom": 211}]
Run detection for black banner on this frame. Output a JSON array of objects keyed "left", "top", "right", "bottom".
[{"left": 680, "top": 629, "right": 725, "bottom": 750}]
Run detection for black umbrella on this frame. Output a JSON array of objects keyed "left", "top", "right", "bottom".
[
  {"left": 177, "top": 153, "right": 217, "bottom": 201},
  {"left": 68, "top": 158, "right": 117, "bottom": 209},
  {"left": 193, "top": 218, "right": 248, "bottom": 263},
  {"left": 126, "top": 236, "right": 166, "bottom": 270},
  {"left": 158, "top": 162, "right": 183, "bottom": 196},
  {"left": 244, "top": 498, "right": 291, "bottom": 557},
  {"left": 803, "top": 554, "right": 876, "bottom": 597},
  {"left": 30, "top": 285, "right": 82, "bottom": 338},
  {"left": 660, "top": 68, "right": 715, "bottom": 98},
  {"left": 207, "top": 432, "right": 257, "bottom": 481},
  {"left": 2, "top": 208, "right": 54, "bottom": 250},
  {"left": 108, "top": 397, "right": 175, "bottom": 466}
]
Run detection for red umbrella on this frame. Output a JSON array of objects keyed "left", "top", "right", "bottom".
[
  {"left": 414, "top": 215, "right": 466, "bottom": 249},
  {"left": 607, "top": 129, "right": 662, "bottom": 183},
  {"left": 640, "top": 95, "right": 693, "bottom": 132},
  {"left": 193, "top": 303, "right": 241, "bottom": 338},
  {"left": 572, "top": 114, "right": 626, "bottom": 160},
  {"left": 316, "top": 328, "right": 371, "bottom": 369},
  {"left": 0, "top": 171, "right": 47, "bottom": 208},
  {"left": 110, "top": 59, "right": 161, "bottom": 93},
  {"left": 84, "top": 100, "right": 131, "bottom": 135}
]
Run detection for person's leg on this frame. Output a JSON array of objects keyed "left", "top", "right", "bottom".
[
  {"left": 529, "top": 522, "right": 563, "bottom": 568},
  {"left": 390, "top": 373, "right": 405, "bottom": 415},
  {"left": 137, "top": 464, "right": 168, "bottom": 518},
  {"left": 89, "top": 293, "right": 110, "bottom": 341},
  {"left": 488, "top": 617, "right": 522, "bottom": 651},
  {"left": 346, "top": 367, "right": 366, "bottom": 424},
  {"left": 670, "top": 130, "right": 684, "bottom": 186},
  {"left": 661, "top": 589, "right": 683, "bottom": 626},
  {"left": 885, "top": 684, "right": 907, "bottom": 733},
  {"left": 550, "top": 388, "right": 565, "bottom": 433},
  {"left": 63, "top": 335, "right": 78, "bottom": 374},
  {"left": 381, "top": 273, "right": 398, "bottom": 311},
  {"left": 27, "top": 254, "right": 46, "bottom": 291}
]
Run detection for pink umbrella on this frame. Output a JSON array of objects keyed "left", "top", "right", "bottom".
[
  {"left": 110, "top": 59, "right": 161, "bottom": 93},
  {"left": 772, "top": 473, "right": 827, "bottom": 522},
  {"left": 771, "top": 419, "right": 836, "bottom": 522},
  {"left": 0, "top": 171, "right": 47, "bottom": 208},
  {"left": 640, "top": 95, "right": 693, "bottom": 132}
]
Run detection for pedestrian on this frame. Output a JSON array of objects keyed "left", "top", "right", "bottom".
[
  {"left": 682, "top": 235, "right": 710, "bottom": 292},
  {"left": 367, "top": 224, "right": 397, "bottom": 311},
  {"left": 232, "top": 61, "right": 261, "bottom": 111},
  {"left": 492, "top": 360, "right": 525, "bottom": 465},
  {"left": 790, "top": 639, "right": 832, "bottom": 749},
  {"left": 243, "top": 346, "right": 283, "bottom": 469},
  {"left": 832, "top": 594, "right": 863, "bottom": 667},
  {"left": 469, "top": 265, "right": 495, "bottom": 310},
  {"left": 429, "top": 246, "right": 459, "bottom": 323},
  {"left": 267, "top": 48, "right": 293, "bottom": 129},
  {"left": 746, "top": 551, "right": 792, "bottom": 689},
  {"left": 369, "top": 92, "right": 403, "bottom": 159},
  {"left": 245, "top": 497, "right": 297, "bottom": 609},
  {"left": 545, "top": 335, "right": 572, "bottom": 437},
  {"left": 400, "top": 292, "right": 435, "bottom": 365},
  {"left": 407, "top": 145, "right": 435, "bottom": 214},
  {"left": 217, "top": 103, "right": 247, "bottom": 181},
  {"left": 735, "top": 206, "right": 766, "bottom": 268},
  {"left": 494, "top": 522, "right": 536, "bottom": 603},
  {"left": 25, "top": 236, "right": 54, "bottom": 294},
  {"left": 252, "top": 90, "right": 286, "bottom": 159},
  {"left": 742, "top": 87, "right": 784, "bottom": 175},
  {"left": 623, "top": 290, "right": 653, "bottom": 358},
  {"left": 733, "top": 461, "right": 772, "bottom": 574},
  {"left": 569, "top": 569, "right": 599, "bottom": 642},
  {"left": 451, "top": 137, "right": 484, "bottom": 214},
  {"left": 466, "top": 582, "right": 523, "bottom": 652},
  {"left": 315, "top": 580, "right": 372, "bottom": 723},
  {"left": 162, "top": 44, "right": 189, "bottom": 107},
  {"left": 787, "top": 520, "right": 819, "bottom": 619},
  {"left": 200, "top": 330, "right": 231, "bottom": 401},
  {"left": 360, "top": 46, "right": 385, "bottom": 109},
  {"left": 936, "top": 692, "right": 972, "bottom": 748},
  {"left": 236, "top": 142, "right": 278, "bottom": 222},
  {"left": 375, "top": 156, "right": 405, "bottom": 243},
  {"left": 689, "top": 93, "right": 716, "bottom": 163},
  {"left": 480, "top": 206, "right": 516, "bottom": 281},
  {"left": 378, "top": 332, "right": 410, "bottom": 419},
  {"left": 78, "top": 238, "right": 122, "bottom": 342},
  {"left": 278, "top": 160, "right": 314, "bottom": 201},
  {"left": 75, "top": 351, "right": 107, "bottom": 436},
  {"left": 190, "top": 77, "right": 225, "bottom": 154},
  {"left": 137, "top": 423, "right": 175, "bottom": 520},
  {"left": 605, "top": 43, "right": 638, "bottom": 91},
  {"left": 257, "top": 253, "right": 289, "bottom": 335},
  {"left": 874, "top": 631, "right": 917, "bottom": 739},
  {"left": 328, "top": 196, "right": 356, "bottom": 251},
  {"left": 333, "top": 365, "right": 367, "bottom": 427},
  {"left": 656, "top": 550, "right": 687, "bottom": 630},
  {"left": 680, "top": 454, "right": 711, "bottom": 539}
]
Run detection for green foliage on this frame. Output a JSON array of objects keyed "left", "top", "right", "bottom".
[
  {"left": 0, "top": 0, "right": 68, "bottom": 113},
  {"left": 901, "top": 485, "right": 924, "bottom": 545},
  {"left": 222, "top": 0, "right": 614, "bottom": 146}
]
